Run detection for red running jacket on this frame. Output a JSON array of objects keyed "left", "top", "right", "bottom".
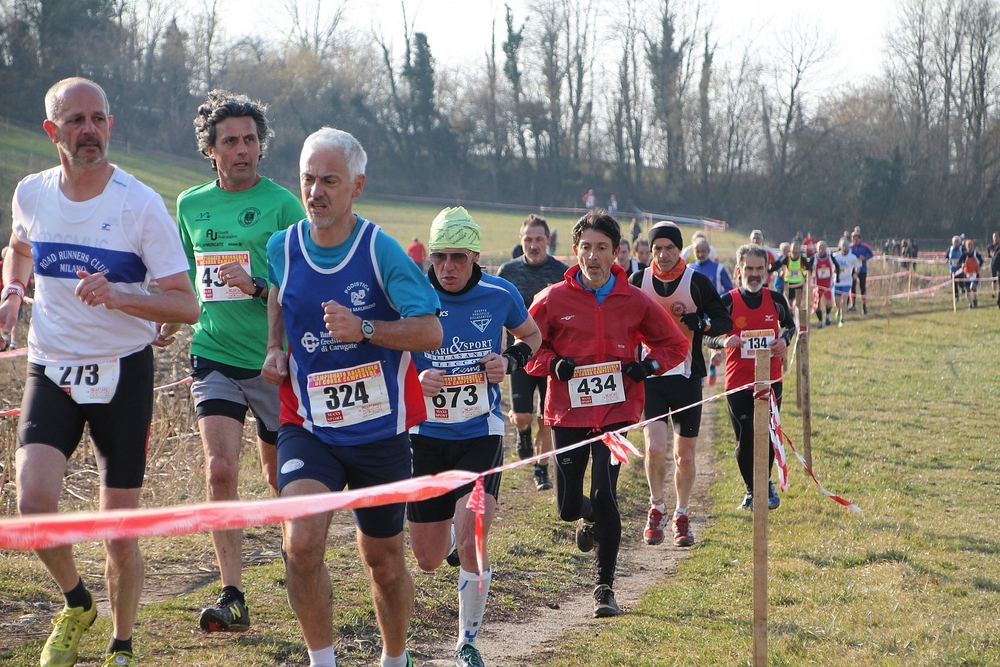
[{"left": 526, "top": 264, "right": 689, "bottom": 428}]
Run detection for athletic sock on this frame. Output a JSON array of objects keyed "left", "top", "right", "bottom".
[
  {"left": 516, "top": 428, "right": 533, "bottom": 459},
  {"left": 221, "top": 584, "right": 245, "bottom": 603},
  {"left": 64, "top": 579, "right": 92, "bottom": 611},
  {"left": 381, "top": 649, "right": 409, "bottom": 667},
  {"left": 650, "top": 500, "right": 666, "bottom": 514},
  {"left": 308, "top": 646, "right": 337, "bottom": 667},
  {"left": 457, "top": 567, "right": 492, "bottom": 649},
  {"left": 108, "top": 637, "right": 133, "bottom": 655},
  {"left": 674, "top": 506, "right": 688, "bottom": 518}
]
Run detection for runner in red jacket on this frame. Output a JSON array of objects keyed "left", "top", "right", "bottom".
[{"left": 526, "top": 210, "right": 688, "bottom": 619}]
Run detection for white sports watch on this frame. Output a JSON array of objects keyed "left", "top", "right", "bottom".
[{"left": 360, "top": 319, "right": 375, "bottom": 344}]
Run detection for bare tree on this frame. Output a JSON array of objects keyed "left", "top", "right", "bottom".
[
  {"left": 759, "top": 22, "right": 831, "bottom": 185},
  {"left": 278, "top": 0, "right": 346, "bottom": 61}
]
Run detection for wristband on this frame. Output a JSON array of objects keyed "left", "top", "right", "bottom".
[
  {"left": 502, "top": 341, "right": 533, "bottom": 374},
  {"left": 1, "top": 282, "right": 25, "bottom": 303}
]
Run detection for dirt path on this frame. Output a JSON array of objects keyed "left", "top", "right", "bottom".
[{"left": 415, "top": 401, "right": 722, "bottom": 667}]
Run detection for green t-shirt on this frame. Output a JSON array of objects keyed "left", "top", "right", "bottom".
[{"left": 177, "top": 176, "right": 305, "bottom": 369}]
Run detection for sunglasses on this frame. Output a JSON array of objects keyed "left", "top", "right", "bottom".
[{"left": 429, "top": 251, "right": 472, "bottom": 265}]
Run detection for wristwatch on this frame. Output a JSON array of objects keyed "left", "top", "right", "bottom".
[
  {"left": 251, "top": 276, "right": 266, "bottom": 298},
  {"left": 360, "top": 319, "right": 375, "bottom": 344}
]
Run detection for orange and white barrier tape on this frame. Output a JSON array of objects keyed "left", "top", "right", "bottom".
[
  {"left": 0, "top": 470, "right": 478, "bottom": 551},
  {"left": 768, "top": 391, "right": 860, "bottom": 513}
]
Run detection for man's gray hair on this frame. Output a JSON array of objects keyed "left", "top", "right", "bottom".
[
  {"left": 302, "top": 127, "right": 367, "bottom": 180},
  {"left": 735, "top": 243, "right": 768, "bottom": 266},
  {"left": 45, "top": 77, "right": 109, "bottom": 121}
]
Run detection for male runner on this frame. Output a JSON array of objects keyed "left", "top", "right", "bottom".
[
  {"left": 630, "top": 223, "right": 731, "bottom": 547},
  {"left": 811, "top": 241, "right": 838, "bottom": 328},
  {"left": 771, "top": 241, "right": 811, "bottom": 310},
  {"left": 2, "top": 77, "right": 198, "bottom": 667},
  {"left": 848, "top": 231, "right": 875, "bottom": 313},
  {"left": 497, "top": 215, "right": 568, "bottom": 491},
  {"left": 705, "top": 244, "right": 796, "bottom": 510},
  {"left": 832, "top": 239, "right": 860, "bottom": 327},
  {"left": 409, "top": 207, "right": 540, "bottom": 667},
  {"left": 957, "top": 239, "right": 985, "bottom": 309},
  {"left": 176, "top": 90, "right": 305, "bottom": 632},
  {"left": 526, "top": 211, "right": 687, "bottom": 618},
  {"left": 262, "top": 127, "right": 442, "bottom": 667}
]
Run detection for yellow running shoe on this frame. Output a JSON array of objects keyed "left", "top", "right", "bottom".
[
  {"left": 40, "top": 590, "right": 98, "bottom": 667},
  {"left": 100, "top": 651, "right": 135, "bottom": 667}
]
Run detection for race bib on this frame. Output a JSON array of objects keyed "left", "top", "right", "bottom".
[
  {"left": 43, "top": 360, "right": 120, "bottom": 404},
  {"left": 195, "top": 251, "right": 252, "bottom": 302},
  {"left": 816, "top": 267, "right": 831, "bottom": 279},
  {"left": 425, "top": 371, "right": 490, "bottom": 423},
  {"left": 741, "top": 329, "right": 775, "bottom": 359},
  {"left": 306, "top": 361, "right": 392, "bottom": 427},
  {"left": 569, "top": 362, "right": 625, "bottom": 408}
]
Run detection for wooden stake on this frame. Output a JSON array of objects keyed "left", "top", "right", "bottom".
[{"left": 753, "top": 349, "right": 770, "bottom": 667}]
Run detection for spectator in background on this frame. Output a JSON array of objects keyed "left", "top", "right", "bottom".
[
  {"left": 407, "top": 236, "right": 427, "bottom": 267},
  {"left": 549, "top": 228, "right": 558, "bottom": 255},
  {"left": 630, "top": 217, "right": 643, "bottom": 244},
  {"left": 583, "top": 189, "right": 596, "bottom": 209},
  {"left": 608, "top": 194, "right": 618, "bottom": 214}
]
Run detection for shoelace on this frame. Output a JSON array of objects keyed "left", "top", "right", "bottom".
[{"left": 49, "top": 610, "right": 85, "bottom": 649}]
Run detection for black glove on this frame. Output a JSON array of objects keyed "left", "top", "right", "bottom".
[
  {"left": 551, "top": 356, "right": 577, "bottom": 382},
  {"left": 502, "top": 341, "right": 533, "bottom": 375},
  {"left": 622, "top": 360, "right": 650, "bottom": 383},
  {"left": 680, "top": 312, "right": 707, "bottom": 333}
]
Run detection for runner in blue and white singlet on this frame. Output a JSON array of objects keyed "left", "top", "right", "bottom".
[{"left": 407, "top": 207, "right": 540, "bottom": 667}]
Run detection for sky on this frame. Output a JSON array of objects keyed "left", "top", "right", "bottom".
[{"left": 204, "top": 0, "right": 897, "bottom": 90}]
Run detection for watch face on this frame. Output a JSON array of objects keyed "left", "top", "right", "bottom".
[{"left": 362, "top": 320, "right": 375, "bottom": 337}]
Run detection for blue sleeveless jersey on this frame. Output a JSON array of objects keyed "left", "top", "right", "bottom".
[
  {"left": 411, "top": 271, "right": 529, "bottom": 439},
  {"left": 277, "top": 219, "right": 425, "bottom": 446}
]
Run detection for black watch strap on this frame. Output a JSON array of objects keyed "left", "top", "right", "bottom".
[{"left": 252, "top": 277, "right": 266, "bottom": 298}]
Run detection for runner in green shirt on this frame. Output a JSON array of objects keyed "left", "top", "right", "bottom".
[{"left": 175, "top": 90, "right": 304, "bottom": 633}]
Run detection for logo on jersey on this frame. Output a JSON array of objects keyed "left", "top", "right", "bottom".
[
  {"left": 101, "top": 222, "right": 112, "bottom": 231},
  {"left": 735, "top": 316, "right": 748, "bottom": 329},
  {"left": 670, "top": 302, "right": 688, "bottom": 317},
  {"left": 237, "top": 207, "right": 262, "bottom": 227},
  {"left": 345, "top": 281, "right": 371, "bottom": 308},
  {"left": 470, "top": 308, "right": 492, "bottom": 333},
  {"left": 196, "top": 212, "right": 211, "bottom": 221},
  {"left": 764, "top": 315, "right": 774, "bottom": 322},
  {"left": 561, "top": 315, "right": 575, "bottom": 321},
  {"left": 301, "top": 331, "right": 320, "bottom": 353}
]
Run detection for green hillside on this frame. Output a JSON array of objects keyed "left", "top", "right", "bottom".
[{"left": 0, "top": 120, "right": 744, "bottom": 261}]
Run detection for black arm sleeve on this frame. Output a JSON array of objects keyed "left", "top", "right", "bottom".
[
  {"left": 771, "top": 291, "right": 798, "bottom": 344},
  {"left": 703, "top": 291, "right": 734, "bottom": 349}
]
